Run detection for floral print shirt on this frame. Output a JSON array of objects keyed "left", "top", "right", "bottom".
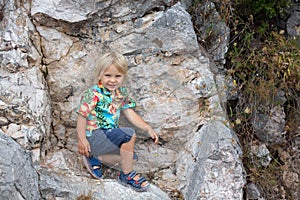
[{"left": 77, "top": 82, "right": 136, "bottom": 136}]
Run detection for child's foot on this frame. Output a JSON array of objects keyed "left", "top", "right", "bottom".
[
  {"left": 118, "top": 170, "right": 150, "bottom": 192},
  {"left": 82, "top": 155, "right": 103, "bottom": 179}
]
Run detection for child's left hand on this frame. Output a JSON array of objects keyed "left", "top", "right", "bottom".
[
  {"left": 123, "top": 108, "right": 159, "bottom": 144},
  {"left": 146, "top": 125, "right": 159, "bottom": 144}
]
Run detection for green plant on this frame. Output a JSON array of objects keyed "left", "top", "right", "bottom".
[
  {"left": 190, "top": 0, "right": 299, "bottom": 199},
  {"left": 233, "top": 0, "right": 291, "bottom": 19},
  {"left": 224, "top": 0, "right": 299, "bottom": 199},
  {"left": 228, "top": 31, "right": 300, "bottom": 123}
]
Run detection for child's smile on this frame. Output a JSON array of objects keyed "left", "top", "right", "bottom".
[{"left": 100, "top": 64, "right": 124, "bottom": 92}]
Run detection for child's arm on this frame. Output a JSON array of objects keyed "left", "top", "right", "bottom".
[
  {"left": 123, "top": 108, "right": 159, "bottom": 144},
  {"left": 76, "top": 115, "right": 91, "bottom": 157}
]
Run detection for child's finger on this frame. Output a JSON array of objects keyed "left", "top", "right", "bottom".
[
  {"left": 87, "top": 144, "right": 91, "bottom": 153},
  {"left": 153, "top": 134, "right": 159, "bottom": 144}
]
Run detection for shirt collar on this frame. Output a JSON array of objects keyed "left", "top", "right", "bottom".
[
  {"left": 98, "top": 81, "right": 123, "bottom": 99},
  {"left": 98, "top": 81, "right": 111, "bottom": 95}
]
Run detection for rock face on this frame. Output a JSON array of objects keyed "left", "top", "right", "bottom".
[
  {"left": 176, "top": 121, "right": 244, "bottom": 199},
  {"left": 0, "top": 0, "right": 247, "bottom": 199},
  {"left": 252, "top": 91, "right": 287, "bottom": 145},
  {"left": 287, "top": 0, "right": 300, "bottom": 42},
  {"left": 0, "top": 131, "right": 42, "bottom": 199}
]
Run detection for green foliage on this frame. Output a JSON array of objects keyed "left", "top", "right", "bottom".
[
  {"left": 244, "top": 151, "right": 284, "bottom": 199},
  {"left": 223, "top": 0, "right": 298, "bottom": 121},
  {"left": 234, "top": 0, "right": 291, "bottom": 20},
  {"left": 190, "top": 0, "right": 299, "bottom": 199},
  {"left": 231, "top": 0, "right": 292, "bottom": 39},
  {"left": 228, "top": 31, "right": 300, "bottom": 109},
  {"left": 223, "top": 0, "right": 299, "bottom": 199}
]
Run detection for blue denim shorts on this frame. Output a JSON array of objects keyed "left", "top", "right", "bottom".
[{"left": 87, "top": 127, "right": 137, "bottom": 159}]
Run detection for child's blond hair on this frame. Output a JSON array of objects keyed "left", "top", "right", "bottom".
[{"left": 96, "top": 50, "right": 128, "bottom": 81}]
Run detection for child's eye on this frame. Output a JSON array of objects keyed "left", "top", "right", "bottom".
[
  {"left": 116, "top": 75, "right": 123, "bottom": 78},
  {"left": 104, "top": 74, "right": 111, "bottom": 77}
]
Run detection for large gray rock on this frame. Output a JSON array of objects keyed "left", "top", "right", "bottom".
[
  {"left": 286, "top": 1, "right": 300, "bottom": 40},
  {"left": 176, "top": 121, "right": 245, "bottom": 199},
  {"left": 192, "top": 0, "right": 230, "bottom": 66},
  {"left": 252, "top": 91, "right": 287, "bottom": 145},
  {"left": 0, "top": 0, "right": 52, "bottom": 163},
  {"left": 0, "top": 131, "right": 41, "bottom": 200},
  {"left": 38, "top": 149, "right": 170, "bottom": 200}
]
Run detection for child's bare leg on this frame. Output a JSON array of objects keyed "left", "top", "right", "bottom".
[
  {"left": 98, "top": 154, "right": 137, "bottom": 170},
  {"left": 120, "top": 133, "right": 136, "bottom": 174},
  {"left": 120, "top": 133, "right": 148, "bottom": 187},
  {"left": 98, "top": 154, "right": 122, "bottom": 169}
]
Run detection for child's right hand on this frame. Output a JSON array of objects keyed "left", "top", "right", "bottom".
[
  {"left": 76, "top": 115, "right": 90, "bottom": 157},
  {"left": 78, "top": 137, "right": 91, "bottom": 157}
]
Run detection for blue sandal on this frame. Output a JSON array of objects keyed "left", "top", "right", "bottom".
[
  {"left": 83, "top": 156, "right": 103, "bottom": 179},
  {"left": 118, "top": 170, "right": 150, "bottom": 192}
]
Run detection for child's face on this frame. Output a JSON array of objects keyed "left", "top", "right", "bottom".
[{"left": 99, "top": 64, "right": 124, "bottom": 92}]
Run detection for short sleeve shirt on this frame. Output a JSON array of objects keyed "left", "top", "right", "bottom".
[{"left": 77, "top": 82, "right": 136, "bottom": 136}]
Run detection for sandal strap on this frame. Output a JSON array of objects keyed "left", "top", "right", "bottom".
[
  {"left": 119, "top": 170, "right": 149, "bottom": 191},
  {"left": 136, "top": 177, "right": 147, "bottom": 184},
  {"left": 126, "top": 170, "right": 137, "bottom": 179}
]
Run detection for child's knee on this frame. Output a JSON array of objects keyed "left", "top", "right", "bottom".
[{"left": 130, "top": 133, "right": 137, "bottom": 142}]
